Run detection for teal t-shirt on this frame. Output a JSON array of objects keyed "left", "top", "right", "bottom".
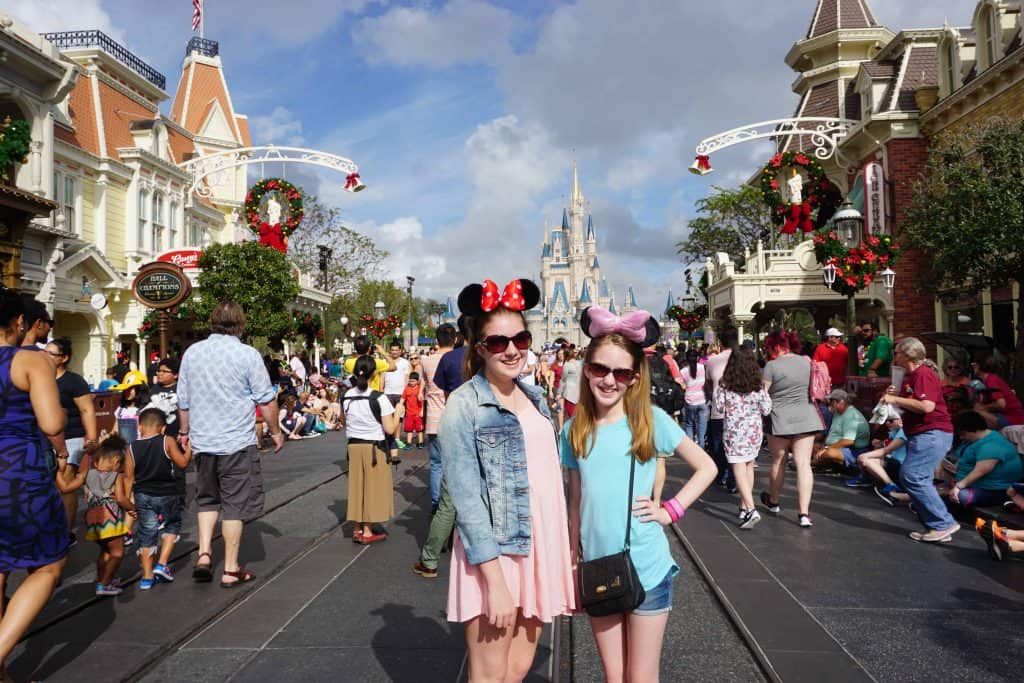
[
  {"left": 886, "top": 427, "right": 908, "bottom": 464},
  {"left": 825, "top": 406, "right": 871, "bottom": 449},
  {"left": 955, "top": 430, "right": 1024, "bottom": 491},
  {"left": 560, "top": 407, "right": 686, "bottom": 592}
]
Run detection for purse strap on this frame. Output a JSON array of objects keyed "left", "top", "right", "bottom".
[{"left": 624, "top": 454, "right": 636, "bottom": 552}]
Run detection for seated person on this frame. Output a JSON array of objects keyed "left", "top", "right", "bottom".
[
  {"left": 846, "top": 415, "right": 908, "bottom": 503},
  {"left": 972, "top": 355, "right": 1024, "bottom": 428},
  {"left": 280, "top": 394, "right": 315, "bottom": 439},
  {"left": 813, "top": 389, "right": 870, "bottom": 470},
  {"left": 945, "top": 410, "right": 1023, "bottom": 508}
]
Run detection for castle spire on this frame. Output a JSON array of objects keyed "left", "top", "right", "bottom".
[{"left": 571, "top": 159, "right": 583, "bottom": 212}]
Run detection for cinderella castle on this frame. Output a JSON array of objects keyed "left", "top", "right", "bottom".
[{"left": 524, "top": 164, "right": 641, "bottom": 347}]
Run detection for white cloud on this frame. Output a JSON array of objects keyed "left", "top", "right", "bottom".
[
  {"left": 249, "top": 106, "right": 306, "bottom": 146},
  {"left": 7, "top": 0, "right": 125, "bottom": 42},
  {"left": 353, "top": 0, "right": 516, "bottom": 67}
]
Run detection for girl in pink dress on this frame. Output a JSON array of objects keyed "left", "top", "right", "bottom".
[{"left": 440, "top": 278, "right": 575, "bottom": 682}]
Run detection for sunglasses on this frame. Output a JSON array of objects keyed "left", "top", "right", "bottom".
[
  {"left": 585, "top": 361, "right": 637, "bottom": 384},
  {"left": 944, "top": 365, "right": 960, "bottom": 370},
  {"left": 478, "top": 330, "right": 532, "bottom": 354}
]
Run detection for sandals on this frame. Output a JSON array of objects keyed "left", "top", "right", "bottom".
[
  {"left": 192, "top": 552, "right": 213, "bottom": 583},
  {"left": 220, "top": 567, "right": 256, "bottom": 588}
]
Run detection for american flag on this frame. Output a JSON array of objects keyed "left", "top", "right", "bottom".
[{"left": 191, "top": 0, "right": 203, "bottom": 31}]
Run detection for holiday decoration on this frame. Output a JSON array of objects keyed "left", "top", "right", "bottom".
[
  {"left": 813, "top": 229, "right": 900, "bottom": 297},
  {"left": 343, "top": 172, "right": 366, "bottom": 192},
  {"left": 0, "top": 117, "right": 31, "bottom": 182},
  {"left": 360, "top": 314, "right": 404, "bottom": 340},
  {"left": 137, "top": 301, "right": 198, "bottom": 340},
  {"left": 292, "top": 309, "right": 324, "bottom": 346},
  {"left": 759, "top": 151, "right": 842, "bottom": 234},
  {"left": 689, "top": 154, "right": 712, "bottom": 176},
  {"left": 666, "top": 304, "right": 708, "bottom": 333},
  {"left": 244, "top": 178, "right": 304, "bottom": 252}
]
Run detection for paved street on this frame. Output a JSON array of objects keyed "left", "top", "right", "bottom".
[{"left": 7, "top": 433, "right": 1021, "bottom": 682}]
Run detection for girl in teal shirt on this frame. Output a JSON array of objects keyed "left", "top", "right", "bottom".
[{"left": 561, "top": 306, "right": 716, "bottom": 683}]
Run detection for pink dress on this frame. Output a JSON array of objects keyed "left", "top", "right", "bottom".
[{"left": 447, "top": 402, "right": 576, "bottom": 623}]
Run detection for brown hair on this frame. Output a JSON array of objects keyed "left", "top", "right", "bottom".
[
  {"left": 461, "top": 309, "right": 528, "bottom": 381},
  {"left": 211, "top": 300, "right": 245, "bottom": 337},
  {"left": 720, "top": 348, "right": 763, "bottom": 394},
  {"left": 567, "top": 334, "right": 655, "bottom": 463}
]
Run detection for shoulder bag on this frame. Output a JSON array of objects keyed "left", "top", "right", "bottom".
[{"left": 578, "top": 454, "right": 646, "bottom": 616}]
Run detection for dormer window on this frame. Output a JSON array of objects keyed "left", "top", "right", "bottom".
[
  {"left": 940, "top": 34, "right": 959, "bottom": 97},
  {"left": 974, "top": 3, "right": 1002, "bottom": 70}
]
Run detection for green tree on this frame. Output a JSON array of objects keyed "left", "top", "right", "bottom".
[
  {"left": 194, "top": 241, "right": 301, "bottom": 340},
  {"left": 286, "top": 193, "right": 389, "bottom": 295},
  {"left": 903, "top": 119, "right": 1024, "bottom": 373},
  {"left": 676, "top": 184, "right": 775, "bottom": 265}
]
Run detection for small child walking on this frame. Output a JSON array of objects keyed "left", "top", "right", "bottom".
[
  {"left": 712, "top": 349, "right": 772, "bottom": 529},
  {"left": 400, "top": 372, "right": 425, "bottom": 449},
  {"left": 123, "top": 407, "right": 192, "bottom": 590},
  {"left": 77, "top": 436, "right": 133, "bottom": 595}
]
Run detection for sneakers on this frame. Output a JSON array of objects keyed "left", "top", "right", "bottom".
[
  {"left": 799, "top": 514, "right": 813, "bottom": 528},
  {"left": 874, "top": 483, "right": 900, "bottom": 506},
  {"left": 760, "top": 491, "right": 780, "bottom": 514},
  {"left": 845, "top": 476, "right": 872, "bottom": 488},
  {"left": 95, "top": 583, "right": 123, "bottom": 597},
  {"left": 909, "top": 523, "right": 960, "bottom": 543},
  {"left": 739, "top": 509, "right": 762, "bottom": 530},
  {"left": 67, "top": 532, "right": 78, "bottom": 549},
  {"left": 992, "top": 521, "right": 1012, "bottom": 561},
  {"left": 412, "top": 561, "right": 439, "bottom": 578},
  {"left": 396, "top": 439, "right": 408, "bottom": 450},
  {"left": 139, "top": 577, "right": 156, "bottom": 591},
  {"left": 123, "top": 533, "right": 134, "bottom": 547},
  {"left": 154, "top": 564, "right": 174, "bottom": 582}
]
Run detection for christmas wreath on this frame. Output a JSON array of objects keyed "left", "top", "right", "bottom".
[
  {"left": 360, "top": 314, "right": 404, "bottom": 340},
  {"left": 0, "top": 117, "right": 31, "bottom": 181},
  {"left": 137, "top": 302, "right": 198, "bottom": 340},
  {"left": 813, "top": 229, "right": 900, "bottom": 297},
  {"left": 244, "top": 178, "right": 304, "bottom": 253},
  {"left": 759, "top": 151, "right": 842, "bottom": 234},
  {"left": 292, "top": 310, "right": 325, "bottom": 345},
  {"left": 666, "top": 304, "right": 708, "bottom": 333}
]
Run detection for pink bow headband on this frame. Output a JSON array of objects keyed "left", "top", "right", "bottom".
[{"left": 580, "top": 306, "right": 660, "bottom": 347}]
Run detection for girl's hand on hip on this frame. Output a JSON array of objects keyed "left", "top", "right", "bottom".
[{"left": 633, "top": 496, "right": 671, "bottom": 525}]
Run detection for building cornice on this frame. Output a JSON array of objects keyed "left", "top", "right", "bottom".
[
  {"left": 920, "top": 45, "right": 1024, "bottom": 133},
  {"left": 62, "top": 46, "right": 166, "bottom": 103},
  {"left": 116, "top": 147, "right": 191, "bottom": 182},
  {"left": 786, "top": 27, "right": 895, "bottom": 70}
]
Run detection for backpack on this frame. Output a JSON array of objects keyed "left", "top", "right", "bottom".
[
  {"left": 809, "top": 359, "right": 831, "bottom": 402},
  {"left": 648, "top": 355, "right": 685, "bottom": 414},
  {"left": 342, "top": 390, "right": 391, "bottom": 466}
]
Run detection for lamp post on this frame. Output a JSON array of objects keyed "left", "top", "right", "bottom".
[
  {"left": 374, "top": 300, "right": 386, "bottom": 320},
  {"left": 406, "top": 275, "right": 416, "bottom": 349},
  {"left": 824, "top": 197, "right": 864, "bottom": 376},
  {"left": 317, "top": 245, "right": 332, "bottom": 290}
]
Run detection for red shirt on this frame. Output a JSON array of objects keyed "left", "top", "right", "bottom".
[
  {"left": 984, "top": 373, "right": 1024, "bottom": 425},
  {"left": 813, "top": 342, "right": 849, "bottom": 388},
  {"left": 401, "top": 385, "right": 423, "bottom": 416},
  {"left": 900, "top": 365, "right": 953, "bottom": 435}
]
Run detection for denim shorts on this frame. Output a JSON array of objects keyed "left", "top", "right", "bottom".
[
  {"left": 66, "top": 437, "right": 86, "bottom": 467},
  {"left": 134, "top": 491, "right": 183, "bottom": 553},
  {"left": 633, "top": 569, "right": 675, "bottom": 616}
]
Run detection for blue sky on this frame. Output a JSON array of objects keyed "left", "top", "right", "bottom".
[{"left": 11, "top": 0, "right": 969, "bottom": 313}]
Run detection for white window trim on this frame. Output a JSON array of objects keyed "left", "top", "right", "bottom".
[
  {"left": 53, "top": 170, "right": 81, "bottom": 236},
  {"left": 137, "top": 188, "right": 149, "bottom": 252}
]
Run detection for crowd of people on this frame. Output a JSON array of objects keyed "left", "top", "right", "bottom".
[{"left": 4, "top": 280, "right": 1024, "bottom": 683}]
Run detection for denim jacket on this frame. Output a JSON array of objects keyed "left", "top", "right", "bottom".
[{"left": 438, "top": 371, "right": 555, "bottom": 565}]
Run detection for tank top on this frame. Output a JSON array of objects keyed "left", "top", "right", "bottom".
[{"left": 130, "top": 435, "right": 178, "bottom": 496}]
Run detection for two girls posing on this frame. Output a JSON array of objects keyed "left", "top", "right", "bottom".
[{"left": 440, "top": 279, "right": 716, "bottom": 683}]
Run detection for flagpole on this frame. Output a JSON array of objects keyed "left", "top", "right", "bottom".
[{"left": 201, "top": 0, "right": 205, "bottom": 40}]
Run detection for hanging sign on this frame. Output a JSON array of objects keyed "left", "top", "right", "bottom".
[
  {"left": 863, "top": 161, "right": 886, "bottom": 235},
  {"left": 156, "top": 248, "right": 202, "bottom": 270},
  {"left": 132, "top": 261, "right": 192, "bottom": 309}
]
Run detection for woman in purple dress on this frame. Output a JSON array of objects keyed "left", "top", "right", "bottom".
[{"left": 0, "top": 291, "right": 69, "bottom": 677}]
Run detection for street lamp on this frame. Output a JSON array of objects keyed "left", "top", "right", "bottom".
[
  {"left": 406, "top": 275, "right": 416, "bottom": 349},
  {"left": 374, "top": 301, "right": 386, "bottom": 320},
  {"left": 880, "top": 267, "right": 896, "bottom": 292},
  {"left": 832, "top": 198, "right": 863, "bottom": 248},
  {"left": 822, "top": 262, "right": 838, "bottom": 287},
  {"left": 317, "top": 245, "right": 333, "bottom": 290}
]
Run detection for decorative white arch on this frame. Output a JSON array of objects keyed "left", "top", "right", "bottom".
[
  {"left": 690, "top": 117, "right": 858, "bottom": 174},
  {"left": 178, "top": 145, "right": 362, "bottom": 199}
]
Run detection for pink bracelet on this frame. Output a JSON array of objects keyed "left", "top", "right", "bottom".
[{"left": 661, "top": 497, "right": 685, "bottom": 523}]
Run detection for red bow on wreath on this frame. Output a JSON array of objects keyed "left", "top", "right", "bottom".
[
  {"left": 258, "top": 222, "right": 287, "bottom": 253},
  {"left": 781, "top": 202, "right": 815, "bottom": 234},
  {"left": 480, "top": 279, "right": 527, "bottom": 312}
]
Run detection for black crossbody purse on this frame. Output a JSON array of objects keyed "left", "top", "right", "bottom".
[{"left": 578, "top": 454, "right": 646, "bottom": 616}]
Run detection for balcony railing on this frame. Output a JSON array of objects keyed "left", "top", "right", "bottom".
[
  {"left": 186, "top": 37, "right": 219, "bottom": 58},
  {"left": 41, "top": 30, "right": 166, "bottom": 89}
]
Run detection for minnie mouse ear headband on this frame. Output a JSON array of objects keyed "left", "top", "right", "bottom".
[
  {"left": 580, "top": 306, "right": 660, "bottom": 348},
  {"left": 457, "top": 278, "right": 541, "bottom": 316}
]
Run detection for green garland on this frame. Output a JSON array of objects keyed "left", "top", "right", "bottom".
[
  {"left": 0, "top": 118, "right": 31, "bottom": 181},
  {"left": 813, "top": 229, "right": 900, "bottom": 297},
  {"left": 137, "top": 301, "right": 198, "bottom": 340},
  {"left": 758, "top": 150, "right": 842, "bottom": 232},
  {"left": 244, "top": 178, "right": 304, "bottom": 235},
  {"left": 666, "top": 304, "right": 707, "bottom": 333}
]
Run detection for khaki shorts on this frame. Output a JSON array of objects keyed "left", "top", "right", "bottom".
[{"left": 195, "top": 448, "right": 264, "bottom": 521}]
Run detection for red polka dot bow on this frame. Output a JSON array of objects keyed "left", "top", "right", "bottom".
[{"left": 480, "top": 279, "right": 527, "bottom": 312}]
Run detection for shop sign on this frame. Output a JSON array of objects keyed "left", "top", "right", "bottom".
[
  {"left": 863, "top": 161, "right": 886, "bottom": 235},
  {"left": 156, "top": 249, "right": 202, "bottom": 270},
  {"left": 132, "top": 262, "right": 191, "bottom": 309}
]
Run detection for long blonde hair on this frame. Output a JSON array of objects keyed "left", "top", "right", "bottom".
[{"left": 568, "top": 334, "right": 656, "bottom": 463}]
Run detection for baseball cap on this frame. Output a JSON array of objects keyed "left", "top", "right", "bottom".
[
  {"left": 825, "top": 327, "right": 843, "bottom": 338},
  {"left": 825, "top": 388, "right": 850, "bottom": 402}
]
